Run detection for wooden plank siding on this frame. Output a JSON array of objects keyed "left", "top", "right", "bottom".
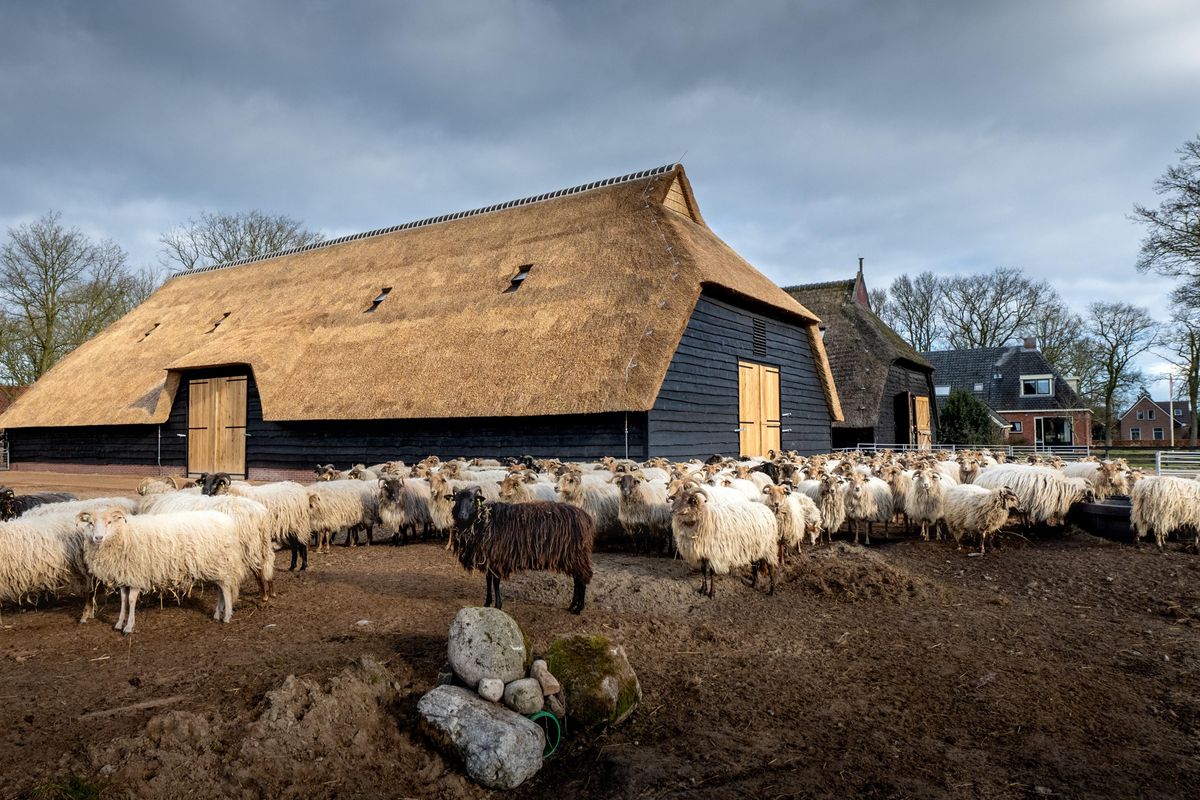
[{"left": 647, "top": 292, "right": 832, "bottom": 459}]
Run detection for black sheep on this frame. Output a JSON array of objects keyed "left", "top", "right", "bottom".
[
  {"left": 0, "top": 488, "right": 77, "bottom": 520},
  {"left": 450, "top": 487, "right": 594, "bottom": 614}
]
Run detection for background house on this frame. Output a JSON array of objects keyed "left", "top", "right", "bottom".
[
  {"left": 1116, "top": 395, "right": 1192, "bottom": 444},
  {"left": 0, "top": 164, "right": 842, "bottom": 478},
  {"left": 784, "top": 263, "right": 936, "bottom": 448},
  {"left": 923, "top": 338, "right": 1092, "bottom": 447}
]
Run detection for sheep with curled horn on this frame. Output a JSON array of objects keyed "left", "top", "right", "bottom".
[
  {"left": 0, "top": 487, "right": 78, "bottom": 521},
  {"left": 449, "top": 486, "right": 594, "bottom": 614}
]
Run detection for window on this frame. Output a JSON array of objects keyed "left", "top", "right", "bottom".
[
  {"left": 973, "top": 383, "right": 984, "bottom": 392},
  {"left": 366, "top": 287, "right": 392, "bottom": 313},
  {"left": 1154, "top": 428, "right": 1164, "bottom": 440},
  {"left": 1020, "top": 375, "right": 1053, "bottom": 397},
  {"left": 1136, "top": 411, "right": 1144, "bottom": 420},
  {"left": 1175, "top": 408, "right": 1184, "bottom": 416},
  {"left": 1131, "top": 428, "right": 1141, "bottom": 440},
  {"left": 1011, "top": 421, "right": 1023, "bottom": 433},
  {"left": 752, "top": 318, "right": 767, "bottom": 356},
  {"left": 504, "top": 264, "right": 533, "bottom": 293},
  {"left": 935, "top": 385, "right": 950, "bottom": 397},
  {"left": 1147, "top": 408, "right": 1156, "bottom": 420}
]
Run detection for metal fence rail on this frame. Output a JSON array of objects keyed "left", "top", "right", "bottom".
[
  {"left": 1155, "top": 450, "right": 1200, "bottom": 477},
  {"left": 1009, "top": 445, "right": 1091, "bottom": 462},
  {"left": 836, "top": 443, "right": 967, "bottom": 454}
]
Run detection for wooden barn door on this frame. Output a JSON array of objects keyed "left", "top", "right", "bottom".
[
  {"left": 188, "top": 375, "right": 247, "bottom": 477},
  {"left": 738, "top": 361, "right": 781, "bottom": 458},
  {"left": 913, "top": 395, "right": 933, "bottom": 450}
]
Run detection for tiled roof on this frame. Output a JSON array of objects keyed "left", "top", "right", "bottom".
[{"left": 922, "top": 346, "right": 1088, "bottom": 413}]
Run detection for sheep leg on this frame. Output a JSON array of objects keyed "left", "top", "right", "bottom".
[
  {"left": 114, "top": 586, "right": 128, "bottom": 631},
  {"left": 696, "top": 560, "right": 710, "bottom": 595},
  {"left": 122, "top": 588, "right": 140, "bottom": 636},
  {"left": 484, "top": 572, "right": 496, "bottom": 607},
  {"left": 217, "top": 583, "right": 234, "bottom": 623},
  {"left": 706, "top": 564, "right": 716, "bottom": 598},
  {"left": 766, "top": 561, "right": 776, "bottom": 596},
  {"left": 865, "top": 522, "right": 872, "bottom": 546},
  {"left": 569, "top": 577, "right": 586, "bottom": 614},
  {"left": 493, "top": 576, "right": 503, "bottom": 611}
]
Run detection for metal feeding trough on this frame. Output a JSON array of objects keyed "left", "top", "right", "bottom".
[{"left": 1068, "top": 496, "right": 1134, "bottom": 542}]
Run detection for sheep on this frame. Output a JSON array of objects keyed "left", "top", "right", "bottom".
[
  {"left": 905, "top": 467, "right": 947, "bottom": 542},
  {"left": 1131, "top": 476, "right": 1200, "bottom": 552},
  {"left": 878, "top": 465, "right": 914, "bottom": 532},
  {"left": 762, "top": 483, "right": 821, "bottom": 560},
  {"left": 796, "top": 474, "right": 845, "bottom": 542},
  {"left": 369, "top": 461, "right": 409, "bottom": 477},
  {"left": 313, "top": 464, "right": 352, "bottom": 481},
  {"left": 307, "top": 480, "right": 378, "bottom": 550},
  {"left": 23, "top": 496, "right": 140, "bottom": 519},
  {"left": 499, "top": 472, "right": 558, "bottom": 503},
  {"left": 974, "top": 465, "right": 1093, "bottom": 527},
  {"left": 138, "top": 490, "right": 272, "bottom": 599},
  {"left": 348, "top": 464, "right": 379, "bottom": 481},
  {"left": 555, "top": 470, "right": 622, "bottom": 545},
  {"left": 135, "top": 476, "right": 198, "bottom": 496},
  {"left": 841, "top": 472, "right": 881, "bottom": 546},
  {"left": 0, "top": 489, "right": 77, "bottom": 521},
  {"left": 613, "top": 471, "right": 672, "bottom": 553},
  {"left": 78, "top": 508, "right": 246, "bottom": 635},
  {"left": 671, "top": 483, "right": 779, "bottom": 597},
  {"left": 426, "top": 474, "right": 502, "bottom": 548},
  {"left": 1062, "top": 461, "right": 1130, "bottom": 500},
  {"left": 932, "top": 460, "right": 962, "bottom": 485},
  {"left": 0, "top": 513, "right": 96, "bottom": 623},
  {"left": 942, "top": 485, "right": 1020, "bottom": 554},
  {"left": 377, "top": 477, "right": 434, "bottom": 544},
  {"left": 450, "top": 486, "right": 594, "bottom": 614},
  {"left": 212, "top": 478, "right": 313, "bottom": 572},
  {"left": 712, "top": 476, "right": 767, "bottom": 503}
]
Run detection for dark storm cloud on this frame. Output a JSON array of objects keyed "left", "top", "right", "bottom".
[{"left": 2, "top": 0, "right": 1198, "bottom": 329}]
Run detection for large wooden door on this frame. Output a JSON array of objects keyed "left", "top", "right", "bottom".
[
  {"left": 738, "top": 361, "right": 781, "bottom": 458},
  {"left": 913, "top": 396, "right": 933, "bottom": 450},
  {"left": 188, "top": 375, "right": 247, "bottom": 477}
]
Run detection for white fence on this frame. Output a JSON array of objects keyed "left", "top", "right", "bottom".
[
  {"left": 838, "top": 443, "right": 1091, "bottom": 461},
  {"left": 1154, "top": 450, "right": 1200, "bottom": 477}
]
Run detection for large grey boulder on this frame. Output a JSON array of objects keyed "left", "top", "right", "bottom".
[
  {"left": 545, "top": 634, "right": 641, "bottom": 729},
  {"left": 418, "top": 685, "right": 544, "bottom": 790},
  {"left": 447, "top": 607, "right": 529, "bottom": 687}
]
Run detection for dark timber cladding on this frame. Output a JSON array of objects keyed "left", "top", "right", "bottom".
[{"left": 648, "top": 291, "right": 832, "bottom": 458}]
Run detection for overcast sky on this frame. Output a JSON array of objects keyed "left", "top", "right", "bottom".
[{"left": 2, "top": 1, "right": 1198, "bottom": 389}]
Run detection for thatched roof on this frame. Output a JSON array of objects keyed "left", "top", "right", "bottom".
[
  {"left": 1, "top": 164, "right": 841, "bottom": 428},
  {"left": 784, "top": 273, "right": 930, "bottom": 429}
]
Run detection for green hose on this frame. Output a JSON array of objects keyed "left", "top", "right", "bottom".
[{"left": 528, "top": 710, "right": 561, "bottom": 757}]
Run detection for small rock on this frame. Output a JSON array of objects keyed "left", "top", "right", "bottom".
[
  {"left": 478, "top": 678, "right": 504, "bottom": 702},
  {"left": 448, "top": 607, "right": 530, "bottom": 687},
  {"left": 355, "top": 619, "right": 371, "bottom": 627},
  {"left": 503, "top": 678, "right": 544, "bottom": 715},
  {"left": 546, "top": 692, "right": 567, "bottom": 720},
  {"left": 418, "top": 685, "right": 544, "bottom": 790},
  {"left": 530, "top": 659, "right": 561, "bottom": 695}
]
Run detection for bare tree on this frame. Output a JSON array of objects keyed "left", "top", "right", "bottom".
[
  {"left": 867, "top": 287, "right": 889, "bottom": 318},
  {"left": 939, "top": 268, "right": 1046, "bottom": 349},
  {"left": 1087, "top": 302, "right": 1158, "bottom": 446},
  {"left": 1027, "top": 298, "right": 1088, "bottom": 376},
  {"left": 1157, "top": 302, "right": 1200, "bottom": 446},
  {"left": 159, "top": 210, "right": 323, "bottom": 271},
  {"left": 0, "top": 212, "right": 149, "bottom": 384},
  {"left": 1133, "top": 134, "right": 1200, "bottom": 305},
  {"left": 876, "top": 272, "right": 944, "bottom": 352}
]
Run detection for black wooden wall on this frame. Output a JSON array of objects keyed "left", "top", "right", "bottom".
[
  {"left": 877, "top": 361, "right": 936, "bottom": 444},
  {"left": 647, "top": 291, "right": 832, "bottom": 459}
]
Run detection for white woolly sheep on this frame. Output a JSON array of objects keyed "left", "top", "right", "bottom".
[
  {"left": 78, "top": 508, "right": 246, "bottom": 635},
  {"left": 1062, "top": 461, "right": 1130, "bottom": 501},
  {"left": 24, "top": 496, "right": 140, "bottom": 519},
  {"left": 0, "top": 512, "right": 96, "bottom": 623},
  {"left": 762, "top": 483, "right": 821, "bottom": 559},
  {"left": 974, "top": 465, "right": 1093, "bottom": 527},
  {"left": 613, "top": 472, "right": 673, "bottom": 553},
  {"left": 796, "top": 474, "right": 845, "bottom": 542},
  {"left": 905, "top": 467, "right": 947, "bottom": 542},
  {"left": 555, "top": 471, "right": 622, "bottom": 544},
  {"left": 1131, "top": 476, "right": 1200, "bottom": 551},
  {"left": 671, "top": 483, "right": 779, "bottom": 597},
  {"left": 942, "top": 485, "right": 1019, "bottom": 554},
  {"left": 307, "top": 480, "right": 378, "bottom": 551},
  {"left": 499, "top": 472, "right": 558, "bottom": 503}
]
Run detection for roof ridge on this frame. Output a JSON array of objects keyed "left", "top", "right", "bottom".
[
  {"left": 170, "top": 163, "right": 679, "bottom": 279},
  {"left": 782, "top": 278, "right": 856, "bottom": 292}
]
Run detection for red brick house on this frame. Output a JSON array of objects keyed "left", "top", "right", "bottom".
[
  {"left": 923, "top": 339, "right": 1092, "bottom": 447},
  {"left": 1116, "top": 395, "right": 1192, "bottom": 444}
]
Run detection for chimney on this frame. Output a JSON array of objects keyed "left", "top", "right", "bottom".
[{"left": 1022, "top": 336, "right": 1037, "bottom": 351}]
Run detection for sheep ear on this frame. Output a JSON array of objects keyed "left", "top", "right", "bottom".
[
  {"left": 762, "top": 485, "right": 772, "bottom": 495},
  {"left": 76, "top": 511, "right": 92, "bottom": 523}
]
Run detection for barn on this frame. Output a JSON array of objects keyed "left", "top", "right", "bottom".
[
  {"left": 0, "top": 164, "right": 842, "bottom": 480},
  {"left": 784, "top": 264, "right": 936, "bottom": 449}
]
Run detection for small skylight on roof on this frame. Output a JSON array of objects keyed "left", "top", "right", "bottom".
[
  {"left": 366, "top": 287, "right": 392, "bottom": 313},
  {"left": 206, "top": 312, "right": 231, "bottom": 334},
  {"left": 138, "top": 323, "right": 160, "bottom": 342},
  {"left": 504, "top": 264, "right": 533, "bottom": 293}
]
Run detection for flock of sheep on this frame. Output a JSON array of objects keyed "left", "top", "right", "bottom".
[{"left": 0, "top": 448, "right": 1195, "bottom": 633}]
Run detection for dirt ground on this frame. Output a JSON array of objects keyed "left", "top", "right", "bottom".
[{"left": 1, "top": 472, "right": 1199, "bottom": 799}]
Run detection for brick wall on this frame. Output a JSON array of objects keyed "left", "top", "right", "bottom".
[{"left": 999, "top": 410, "right": 1093, "bottom": 446}]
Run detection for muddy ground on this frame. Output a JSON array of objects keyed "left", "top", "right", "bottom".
[{"left": 1, "top": 472, "right": 1198, "bottom": 799}]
